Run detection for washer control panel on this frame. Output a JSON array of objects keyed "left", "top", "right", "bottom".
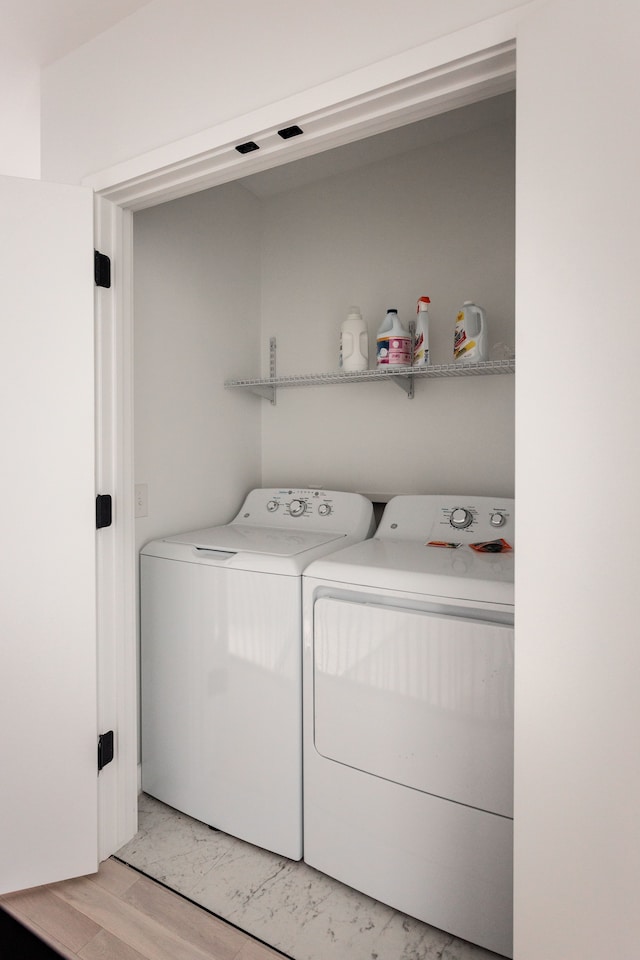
[
  {"left": 376, "top": 495, "right": 515, "bottom": 547},
  {"left": 233, "top": 488, "right": 374, "bottom": 536},
  {"left": 262, "top": 490, "right": 334, "bottom": 519}
]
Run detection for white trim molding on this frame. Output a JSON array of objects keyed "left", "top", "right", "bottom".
[
  {"left": 85, "top": 25, "right": 518, "bottom": 211},
  {"left": 94, "top": 194, "right": 138, "bottom": 858}
]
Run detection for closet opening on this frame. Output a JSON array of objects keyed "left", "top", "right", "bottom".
[{"left": 122, "top": 82, "right": 516, "bottom": 960}]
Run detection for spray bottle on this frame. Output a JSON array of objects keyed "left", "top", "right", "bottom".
[{"left": 413, "top": 296, "right": 431, "bottom": 366}]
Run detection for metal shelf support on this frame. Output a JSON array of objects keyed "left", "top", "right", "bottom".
[{"left": 391, "top": 374, "right": 415, "bottom": 398}]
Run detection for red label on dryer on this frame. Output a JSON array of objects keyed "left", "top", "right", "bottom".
[{"left": 469, "top": 538, "right": 513, "bottom": 553}]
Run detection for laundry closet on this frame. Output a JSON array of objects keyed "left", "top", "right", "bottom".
[
  {"left": 116, "top": 82, "right": 515, "bottom": 952},
  {"left": 129, "top": 88, "right": 516, "bottom": 956},
  {"left": 133, "top": 90, "right": 515, "bottom": 555}
]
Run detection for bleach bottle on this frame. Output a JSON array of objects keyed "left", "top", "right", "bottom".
[
  {"left": 454, "top": 300, "right": 489, "bottom": 363},
  {"left": 339, "top": 305, "right": 369, "bottom": 371},
  {"left": 377, "top": 308, "right": 411, "bottom": 366}
]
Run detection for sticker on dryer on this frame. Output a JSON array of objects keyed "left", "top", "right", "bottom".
[
  {"left": 427, "top": 540, "right": 462, "bottom": 549},
  {"left": 469, "top": 538, "right": 513, "bottom": 553}
]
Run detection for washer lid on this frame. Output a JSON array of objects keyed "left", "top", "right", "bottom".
[{"left": 166, "top": 523, "right": 345, "bottom": 557}]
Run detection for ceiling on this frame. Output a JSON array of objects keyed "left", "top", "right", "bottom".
[
  {"left": 2, "top": 2, "right": 515, "bottom": 201},
  {"left": 239, "top": 91, "right": 515, "bottom": 200},
  {"left": 2, "top": 0, "right": 153, "bottom": 65}
]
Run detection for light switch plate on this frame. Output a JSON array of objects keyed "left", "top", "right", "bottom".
[{"left": 135, "top": 483, "right": 148, "bottom": 518}]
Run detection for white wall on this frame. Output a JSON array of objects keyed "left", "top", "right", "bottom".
[
  {"left": 40, "top": 0, "right": 531, "bottom": 185},
  {"left": 134, "top": 181, "right": 262, "bottom": 553},
  {"left": 0, "top": 47, "right": 40, "bottom": 178},
  {"left": 514, "top": 1, "right": 640, "bottom": 957},
  {"left": 134, "top": 108, "right": 514, "bottom": 531},
  {"left": 259, "top": 114, "right": 515, "bottom": 496},
  {"left": 37, "top": 0, "right": 640, "bottom": 956}
]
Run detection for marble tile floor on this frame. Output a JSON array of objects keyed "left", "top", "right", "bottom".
[{"left": 116, "top": 794, "right": 505, "bottom": 960}]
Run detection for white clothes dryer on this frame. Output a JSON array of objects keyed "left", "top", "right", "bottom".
[
  {"left": 302, "top": 495, "right": 514, "bottom": 957},
  {"left": 140, "top": 488, "right": 374, "bottom": 861}
]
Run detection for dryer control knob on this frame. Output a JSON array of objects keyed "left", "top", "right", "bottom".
[
  {"left": 289, "top": 499, "right": 306, "bottom": 517},
  {"left": 266, "top": 500, "right": 279, "bottom": 512},
  {"left": 318, "top": 503, "right": 332, "bottom": 517},
  {"left": 450, "top": 507, "right": 473, "bottom": 529},
  {"left": 490, "top": 511, "right": 506, "bottom": 527}
]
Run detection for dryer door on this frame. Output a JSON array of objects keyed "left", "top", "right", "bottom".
[{"left": 313, "top": 597, "right": 514, "bottom": 817}]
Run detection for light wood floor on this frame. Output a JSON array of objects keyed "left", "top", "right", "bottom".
[{"left": 0, "top": 857, "right": 289, "bottom": 960}]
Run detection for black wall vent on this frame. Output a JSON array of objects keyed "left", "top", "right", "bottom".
[
  {"left": 235, "top": 141, "right": 260, "bottom": 155},
  {"left": 277, "top": 125, "right": 304, "bottom": 140}
]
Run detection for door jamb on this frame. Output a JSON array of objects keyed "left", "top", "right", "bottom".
[{"left": 94, "top": 197, "right": 138, "bottom": 857}]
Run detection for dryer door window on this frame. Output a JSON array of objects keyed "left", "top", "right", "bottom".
[{"left": 313, "top": 597, "right": 514, "bottom": 818}]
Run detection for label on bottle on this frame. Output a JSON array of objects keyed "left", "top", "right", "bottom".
[
  {"left": 413, "top": 331, "right": 429, "bottom": 364},
  {"left": 454, "top": 308, "right": 484, "bottom": 362},
  {"left": 454, "top": 313, "right": 469, "bottom": 359},
  {"left": 388, "top": 335, "right": 411, "bottom": 366},
  {"left": 377, "top": 336, "right": 390, "bottom": 365},
  {"left": 339, "top": 331, "right": 349, "bottom": 368}
]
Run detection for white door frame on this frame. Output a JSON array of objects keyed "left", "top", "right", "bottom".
[
  {"left": 90, "top": 13, "right": 520, "bottom": 856},
  {"left": 94, "top": 196, "right": 138, "bottom": 858}
]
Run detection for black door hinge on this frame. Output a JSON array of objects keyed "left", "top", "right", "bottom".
[
  {"left": 94, "top": 250, "right": 111, "bottom": 288},
  {"left": 96, "top": 494, "right": 112, "bottom": 529},
  {"left": 98, "top": 730, "right": 114, "bottom": 772}
]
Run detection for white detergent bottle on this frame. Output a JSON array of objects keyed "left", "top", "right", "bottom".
[
  {"left": 339, "top": 305, "right": 369, "bottom": 371},
  {"left": 413, "top": 296, "right": 431, "bottom": 366},
  {"left": 453, "top": 300, "right": 489, "bottom": 363}
]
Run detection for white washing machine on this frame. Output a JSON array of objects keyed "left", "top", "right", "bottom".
[
  {"left": 140, "top": 487, "right": 374, "bottom": 861},
  {"left": 302, "top": 495, "right": 515, "bottom": 957}
]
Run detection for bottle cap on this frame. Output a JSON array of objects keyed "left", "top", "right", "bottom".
[{"left": 417, "top": 296, "right": 431, "bottom": 310}]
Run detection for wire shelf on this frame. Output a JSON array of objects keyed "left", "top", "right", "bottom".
[{"left": 225, "top": 358, "right": 515, "bottom": 401}]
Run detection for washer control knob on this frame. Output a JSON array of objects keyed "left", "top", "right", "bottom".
[
  {"left": 490, "top": 511, "right": 506, "bottom": 528},
  {"left": 266, "top": 500, "right": 279, "bottom": 512},
  {"left": 450, "top": 507, "right": 473, "bottom": 530},
  {"left": 289, "top": 499, "right": 306, "bottom": 517},
  {"left": 318, "top": 503, "right": 332, "bottom": 517}
]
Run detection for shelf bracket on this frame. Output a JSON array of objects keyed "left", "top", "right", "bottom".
[
  {"left": 393, "top": 320, "right": 416, "bottom": 398},
  {"left": 267, "top": 336, "right": 277, "bottom": 406},
  {"left": 391, "top": 374, "right": 415, "bottom": 399},
  {"left": 248, "top": 384, "right": 276, "bottom": 402}
]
